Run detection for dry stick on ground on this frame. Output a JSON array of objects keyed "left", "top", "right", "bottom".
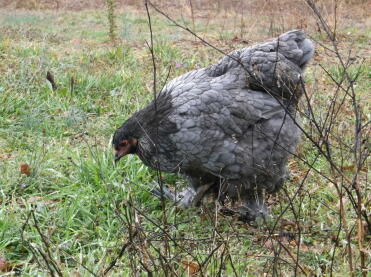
[
  {"left": 130, "top": 201, "right": 158, "bottom": 277},
  {"left": 70, "top": 76, "right": 75, "bottom": 96},
  {"left": 46, "top": 71, "right": 57, "bottom": 91},
  {"left": 216, "top": 243, "right": 227, "bottom": 276},
  {"left": 200, "top": 205, "right": 239, "bottom": 276},
  {"left": 30, "top": 210, "right": 63, "bottom": 277},
  {"left": 103, "top": 230, "right": 139, "bottom": 275},
  {"left": 20, "top": 209, "right": 63, "bottom": 277},
  {"left": 109, "top": 201, "right": 147, "bottom": 274},
  {"left": 275, "top": 237, "right": 308, "bottom": 276},
  {"left": 113, "top": 196, "right": 177, "bottom": 275},
  {"left": 20, "top": 211, "right": 45, "bottom": 273},
  {"left": 281, "top": 187, "right": 307, "bottom": 276},
  {"left": 127, "top": 201, "right": 205, "bottom": 276},
  {"left": 117, "top": 200, "right": 150, "bottom": 273},
  {"left": 58, "top": 248, "right": 97, "bottom": 276}
]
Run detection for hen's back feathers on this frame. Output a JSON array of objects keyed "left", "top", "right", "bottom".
[{"left": 206, "top": 29, "right": 314, "bottom": 100}]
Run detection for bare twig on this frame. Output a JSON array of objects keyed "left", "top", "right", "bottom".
[{"left": 104, "top": 230, "right": 139, "bottom": 275}]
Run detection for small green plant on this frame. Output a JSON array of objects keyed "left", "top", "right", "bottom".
[{"left": 105, "top": 0, "right": 117, "bottom": 43}]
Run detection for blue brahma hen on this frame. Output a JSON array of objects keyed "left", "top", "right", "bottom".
[{"left": 113, "top": 30, "right": 314, "bottom": 221}]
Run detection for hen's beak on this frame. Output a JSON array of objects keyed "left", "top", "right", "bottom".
[
  {"left": 113, "top": 149, "right": 124, "bottom": 164},
  {"left": 114, "top": 154, "right": 122, "bottom": 164}
]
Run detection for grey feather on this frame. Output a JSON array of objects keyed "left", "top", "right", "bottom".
[{"left": 113, "top": 29, "right": 315, "bottom": 221}]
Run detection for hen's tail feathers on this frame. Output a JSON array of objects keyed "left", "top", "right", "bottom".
[
  {"left": 207, "top": 29, "right": 315, "bottom": 79},
  {"left": 277, "top": 29, "right": 315, "bottom": 69},
  {"left": 205, "top": 29, "right": 314, "bottom": 101}
]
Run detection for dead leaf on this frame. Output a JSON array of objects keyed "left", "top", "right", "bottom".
[
  {"left": 20, "top": 163, "right": 30, "bottom": 176},
  {"left": 181, "top": 260, "right": 200, "bottom": 276},
  {"left": 71, "top": 269, "right": 81, "bottom": 277},
  {"left": 289, "top": 240, "right": 317, "bottom": 253},
  {"left": 0, "top": 256, "right": 11, "bottom": 272},
  {"left": 341, "top": 165, "right": 355, "bottom": 172},
  {"left": 341, "top": 165, "right": 368, "bottom": 173},
  {"left": 299, "top": 244, "right": 310, "bottom": 252},
  {"left": 280, "top": 219, "right": 296, "bottom": 228},
  {"left": 15, "top": 196, "right": 58, "bottom": 209},
  {"left": 231, "top": 36, "right": 240, "bottom": 42},
  {"left": 27, "top": 196, "right": 57, "bottom": 205},
  {"left": 70, "top": 39, "right": 81, "bottom": 45},
  {"left": 264, "top": 239, "right": 275, "bottom": 251},
  {"left": 0, "top": 153, "right": 15, "bottom": 161}
]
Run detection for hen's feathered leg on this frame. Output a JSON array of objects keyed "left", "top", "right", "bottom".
[
  {"left": 150, "top": 184, "right": 177, "bottom": 201},
  {"left": 238, "top": 190, "right": 268, "bottom": 222}
]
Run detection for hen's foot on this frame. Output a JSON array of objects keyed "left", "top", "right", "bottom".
[
  {"left": 219, "top": 205, "right": 268, "bottom": 223},
  {"left": 218, "top": 192, "right": 268, "bottom": 223},
  {"left": 151, "top": 183, "right": 212, "bottom": 208},
  {"left": 239, "top": 193, "right": 268, "bottom": 222}
]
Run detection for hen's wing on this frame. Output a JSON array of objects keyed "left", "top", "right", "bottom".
[{"left": 168, "top": 75, "right": 297, "bottom": 180}]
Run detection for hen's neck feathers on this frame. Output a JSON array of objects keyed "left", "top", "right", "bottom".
[{"left": 120, "top": 91, "right": 176, "bottom": 168}]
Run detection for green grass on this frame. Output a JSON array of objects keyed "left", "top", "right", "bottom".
[{"left": 0, "top": 6, "right": 370, "bottom": 276}]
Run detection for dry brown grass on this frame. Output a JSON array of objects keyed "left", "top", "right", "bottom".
[{"left": 2, "top": 0, "right": 369, "bottom": 45}]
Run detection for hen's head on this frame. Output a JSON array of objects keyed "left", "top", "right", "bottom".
[{"left": 112, "top": 124, "right": 138, "bottom": 163}]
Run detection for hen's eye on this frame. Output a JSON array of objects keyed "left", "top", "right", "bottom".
[{"left": 120, "top": 140, "right": 128, "bottom": 147}]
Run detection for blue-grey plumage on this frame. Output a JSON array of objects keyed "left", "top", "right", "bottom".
[{"left": 113, "top": 29, "right": 314, "bottom": 221}]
